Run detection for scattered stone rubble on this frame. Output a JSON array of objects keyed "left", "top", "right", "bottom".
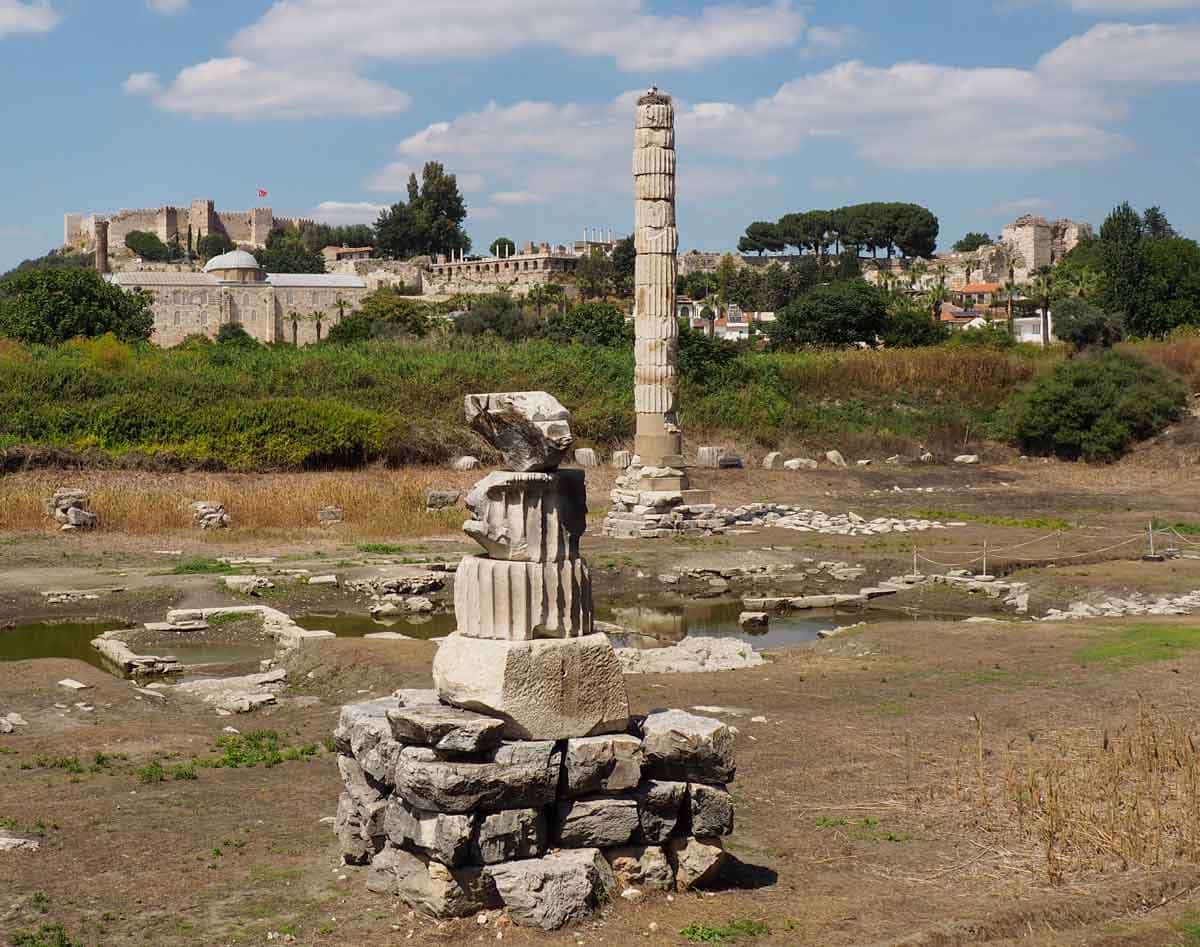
[
  {"left": 45, "top": 488, "right": 97, "bottom": 532},
  {"left": 91, "top": 630, "right": 182, "bottom": 677},
  {"left": 725, "top": 506, "right": 964, "bottom": 536},
  {"left": 42, "top": 586, "right": 125, "bottom": 606},
  {"left": 192, "top": 501, "right": 230, "bottom": 530},
  {"left": 615, "top": 637, "right": 764, "bottom": 674},
  {"left": 1, "top": 712, "right": 29, "bottom": 735},
  {"left": 318, "top": 505, "right": 345, "bottom": 524},
  {"left": 1040, "top": 590, "right": 1200, "bottom": 621},
  {"left": 173, "top": 667, "right": 288, "bottom": 714},
  {"left": 349, "top": 573, "right": 447, "bottom": 618},
  {"left": 336, "top": 387, "right": 739, "bottom": 929}
]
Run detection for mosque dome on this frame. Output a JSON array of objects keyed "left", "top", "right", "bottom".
[{"left": 203, "top": 249, "right": 261, "bottom": 273}]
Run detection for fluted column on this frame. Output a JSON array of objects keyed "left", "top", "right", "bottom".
[{"left": 632, "top": 91, "right": 684, "bottom": 470}]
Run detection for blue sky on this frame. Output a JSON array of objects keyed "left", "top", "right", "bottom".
[{"left": 2, "top": 0, "right": 1198, "bottom": 272}]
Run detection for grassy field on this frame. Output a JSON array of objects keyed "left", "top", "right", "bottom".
[{"left": 0, "top": 335, "right": 1069, "bottom": 470}]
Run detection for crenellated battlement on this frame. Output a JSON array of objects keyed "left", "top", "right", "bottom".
[{"left": 64, "top": 199, "right": 277, "bottom": 252}]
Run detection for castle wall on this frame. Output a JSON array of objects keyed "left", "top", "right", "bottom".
[
  {"left": 329, "top": 257, "right": 426, "bottom": 292},
  {"left": 65, "top": 200, "right": 275, "bottom": 254},
  {"left": 423, "top": 252, "right": 578, "bottom": 297}
]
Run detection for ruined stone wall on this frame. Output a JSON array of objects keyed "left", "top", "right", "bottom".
[
  {"left": 329, "top": 258, "right": 426, "bottom": 292},
  {"left": 65, "top": 201, "right": 276, "bottom": 252},
  {"left": 423, "top": 254, "right": 577, "bottom": 297}
]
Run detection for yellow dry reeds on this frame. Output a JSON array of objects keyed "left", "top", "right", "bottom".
[{"left": 0, "top": 469, "right": 470, "bottom": 538}]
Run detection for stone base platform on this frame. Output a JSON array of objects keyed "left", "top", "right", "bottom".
[
  {"left": 602, "top": 488, "right": 721, "bottom": 539},
  {"left": 334, "top": 696, "right": 735, "bottom": 930}
]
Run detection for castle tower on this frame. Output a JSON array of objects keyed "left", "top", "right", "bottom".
[
  {"left": 632, "top": 89, "right": 683, "bottom": 474},
  {"left": 94, "top": 219, "right": 110, "bottom": 275}
]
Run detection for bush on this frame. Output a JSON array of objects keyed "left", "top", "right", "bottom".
[
  {"left": 882, "top": 305, "right": 950, "bottom": 348},
  {"left": 197, "top": 233, "right": 236, "bottom": 259},
  {"left": 1006, "top": 350, "right": 1187, "bottom": 461},
  {"left": 544, "top": 302, "right": 631, "bottom": 347},
  {"left": 455, "top": 293, "right": 536, "bottom": 340},
  {"left": 768, "top": 280, "right": 889, "bottom": 349},
  {"left": 945, "top": 323, "right": 1015, "bottom": 350},
  {"left": 0, "top": 268, "right": 153, "bottom": 344},
  {"left": 215, "top": 323, "right": 257, "bottom": 347},
  {"left": 125, "top": 230, "right": 171, "bottom": 262},
  {"left": 1053, "top": 297, "right": 1124, "bottom": 352}
]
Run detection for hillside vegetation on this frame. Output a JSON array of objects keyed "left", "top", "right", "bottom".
[{"left": 0, "top": 335, "right": 1067, "bottom": 470}]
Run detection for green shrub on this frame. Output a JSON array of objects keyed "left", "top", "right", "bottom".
[
  {"left": 1005, "top": 350, "right": 1187, "bottom": 461},
  {"left": 768, "top": 280, "right": 889, "bottom": 349},
  {"left": 544, "top": 302, "right": 631, "bottom": 347},
  {"left": 197, "top": 233, "right": 236, "bottom": 259},
  {"left": 135, "top": 760, "right": 165, "bottom": 784},
  {"left": 125, "top": 230, "right": 171, "bottom": 262},
  {"left": 0, "top": 269, "right": 153, "bottom": 344},
  {"left": 1054, "top": 297, "right": 1124, "bottom": 352},
  {"left": 8, "top": 923, "right": 84, "bottom": 947},
  {"left": 215, "top": 323, "right": 258, "bottom": 347},
  {"left": 882, "top": 304, "right": 950, "bottom": 348}
]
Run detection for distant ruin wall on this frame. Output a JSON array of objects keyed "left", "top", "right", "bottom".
[{"left": 65, "top": 201, "right": 277, "bottom": 252}]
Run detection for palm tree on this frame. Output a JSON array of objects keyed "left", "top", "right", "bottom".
[
  {"left": 1057, "top": 267, "right": 1102, "bottom": 301},
  {"left": 1002, "top": 278, "right": 1022, "bottom": 337},
  {"left": 1028, "top": 268, "right": 1055, "bottom": 347},
  {"left": 907, "top": 261, "right": 928, "bottom": 293},
  {"left": 924, "top": 284, "right": 951, "bottom": 322}
]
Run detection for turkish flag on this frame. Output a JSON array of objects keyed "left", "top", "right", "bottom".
[{"left": 257, "top": 189, "right": 268, "bottom": 198}]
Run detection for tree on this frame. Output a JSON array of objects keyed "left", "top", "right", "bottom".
[
  {"left": 3, "top": 249, "right": 93, "bottom": 279},
  {"left": 544, "top": 302, "right": 630, "bottom": 346},
  {"left": 1026, "top": 267, "right": 1056, "bottom": 347},
  {"left": 356, "top": 287, "right": 434, "bottom": 337},
  {"left": 953, "top": 232, "right": 992, "bottom": 253},
  {"left": 0, "top": 268, "right": 153, "bottom": 344},
  {"left": 376, "top": 162, "right": 470, "bottom": 260},
  {"left": 1130, "top": 237, "right": 1200, "bottom": 337},
  {"left": 455, "top": 293, "right": 533, "bottom": 340},
  {"left": 575, "top": 249, "right": 614, "bottom": 299},
  {"left": 525, "top": 283, "right": 565, "bottom": 318},
  {"left": 125, "top": 230, "right": 171, "bottom": 262},
  {"left": 768, "top": 281, "right": 890, "bottom": 349},
  {"left": 1053, "top": 297, "right": 1124, "bottom": 353},
  {"left": 489, "top": 237, "right": 516, "bottom": 258},
  {"left": 882, "top": 302, "right": 950, "bottom": 347},
  {"left": 197, "top": 233, "right": 236, "bottom": 259},
  {"left": 611, "top": 235, "right": 635, "bottom": 297},
  {"left": 215, "top": 322, "right": 258, "bottom": 347},
  {"left": 1142, "top": 206, "right": 1177, "bottom": 241},
  {"left": 1100, "top": 202, "right": 1146, "bottom": 325},
  {"left": 254, "top": 233, "right": 325, "bottom": 274},
  {"left": 743, "top": 221, "right": 786, "bottom": 255}
]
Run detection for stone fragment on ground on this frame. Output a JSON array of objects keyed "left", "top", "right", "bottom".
[
  {"left": 173, "top": 667, "right": 287, "bottom": 714},
  {"left": 615, "top": 636, "right": 763, "bottom": 674},
  {"left": 666, "top": 836, "right": 725, "bottom": 890},
  {"left": 191, "top": 500, "right": 230, "bottom": 529},
  {"left": 424, "top": 488, "right": 461, "bottom": 511},
  {"left": 224, "top": 575, "right": 273, "bottom": 596},
  {"left": 486, "top": 848, "right": 615, "bottom": 930},
  {"left": 451, "top": 456, "right": 480, "bottom": 471},
  {"left": 641, "top": 709, "right": 736, "bottom": 784}
]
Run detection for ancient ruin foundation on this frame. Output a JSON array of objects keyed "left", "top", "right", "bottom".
[
  {"left": 603, "top": 89, "right": 715, "bottom": 539},
  {"left": 335, "top": 390, "right": 737, "bottom": 929}
]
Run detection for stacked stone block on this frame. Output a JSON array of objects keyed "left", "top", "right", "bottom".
[
  {"left": 334, "top": 697, "right": 735, "bottom": 928},
  {"left": 45, "top": 488, "right": 97, "bottom": 532},
  {"left": 604, "top": 467, "right": 728, "bottom": 539},
  {"left": 336, "top": 389, "right": 737, "bottom": 928}
]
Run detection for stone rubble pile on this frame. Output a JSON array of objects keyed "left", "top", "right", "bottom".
[
  {"left": 336, "top": 390, "right": 738, "bottom": 929},
  {"left": 348, "top": 573, "right": 446, "bottom": 618},
  {"left": 603, "top": 466, "right": 726, "bottom": 539},
  {"left": 1040, "top": 590, "right": 1200, "bottom": 621},
  {"left": 191, "top": 501, "right": 230, "bottom": 530},
  {"left": 91, "top": 630, "right": 182, "bottom": 677},
  {"left": 614, "top": 637, "right": 764, "bottom": 674},
  {"left": 318, "top": 505, "right": 345, "bottom": 524},
  {"left": 929, "top": 571, "right": 1031, "bottom": 613},
  {"left": 45, "top": 488, "right": 97, "bottom": 532},
  {"left": 728, "top": 506, "right": 963, "bottom": 536},
  {"left": 0, "top": 712, "right": 29, "bottom": 735},
  {"left": 173, "top": 667, "right": 288, "bottom": 714}
]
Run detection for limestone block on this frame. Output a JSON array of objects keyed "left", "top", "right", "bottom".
[
  {"left": 335, "top": 791, "right": 376, "bottom": 865},
  {"left": 433, "top": 633, "right": 630, "bottom": 740},
  {"left": 633, "top": 779, "right": 687, "bottom": 843},
  {"left": 485, "top": 848, "right": 615, "bottom": 930},
  {"left": 784, "top": 458, "right": 818, "bottom": 470},
  {"left": 640, "top": 710, "right": 736, "bottom": 784},
  {"left": 636, "top": 101, "right": 674, "bottom": 129},
  {"left": 562, "top": 734, "right": 644, "bottom": 797},
  {"left": 360, "top": 738, "right": 404, "bottom": 786},
  {"left": 632, "top": 146, "right": 676, "bottom": 177},
  {"left": 424, "top": 489, "right": 461, "bottom": 511},
  {"left": 635, "top": 127, "right": 675, "bottom": 149},
  {"left": 635, "top": 385, "right": 677, "bottom": 414},
  {"left": 317, "top": 504, "right": 344, "bottom": 523},
  {"left": 451, "top": 455, "right": 480, "bottom": 471},
  {"left": 386, "top": 704, "right": 505, "bottom": 754},
  {"left": 689, "top": 783, "right": 735, "bottom": 836},
  {"left": 635, "top": 337, "right": 677, "bottom": 366},
  {"left": 393, "top": 742, "right": 561, "bottom": 813},
  {"left": 383, "top": 800, "right": 475, "bottom": 866},
  {"left": 611, "top": 450, "right": 632, "bottom": 470},
  {"left": 635, "top": 173, "right": 675, "bottom": 201},
  {"left": 388, "top": 847, "right": 499, "bottom": 917},
  {"left": 634, "top": 226, "right": 679, "bottom": 254},
  {"left": 462, "top": 470, "right": 585, "bottom": 562},
  {"left": 762, "top": 451, "right": 782, "bottom": 469},
  {"left": 338, "top": 754, "right": 386, "bottom": 809},
  {"left": 464, "top": 391, "right": 573, "bottom": 473},
  {"left": 718, "top": 454, "right": 744, "bottom": 469},
  {"left": 666, "top": 836, "right": 725, "bottom": 890},
  {"left": 605, "top": 845, "right": 675, "bottom": 891},
  {"left": 65, "top": 507, "right": 98, "bottom": 529},
  {"left": 634, "top": 199, "right": 675, "bottom": 228},
  {"left": 556, "top": 796, "right": 640, "bottom": 848},
  {"left": 634, "top": 364, "right": 677, "bottom": 386},
  {"left": 635, "top": 281, "right": 677, "bottom": 319},
  {"left": 825, "top": 449, "right": 847, "bottom": 468},
  {"left": 453, "top": 556, "right": 593, "bottom": 640},
  {"left": 574, "top": 448, "right": 598, "bottom": 468},
  {"left": 473, "top": 807, "right": 547, "bottom": 864},
  {"left": 954, "top": 454, "right": 980, "bottom": 464},
  {"left": 333, "top": 698, "right": 395, "bottom": 756},
  {"left": 696, "top": 447, "right": 722, "bottom": 468}
]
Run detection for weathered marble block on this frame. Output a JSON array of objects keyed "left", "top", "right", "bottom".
[
  {"left": 453, "top": 556, "right": 593, "bottom": 641},
  {"left": 433, "top": 633, "right": 630, "bottom": 740},
  {"left": 462, "top": 470, "right": 585, "bottom": 562},
  {"left": 465, "top": 391, "right": 573, "bottom": 473}
]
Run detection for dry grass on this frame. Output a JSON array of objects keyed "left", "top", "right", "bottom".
[
  {"left": 1128, "top": 337, "right": 1200, "bottom": 390},
  {"left": 953, "top": 702, "right": 1200, "bottom": 885},
  {"left": 0, "top": 468, "right": 475, "bottom": 538}
]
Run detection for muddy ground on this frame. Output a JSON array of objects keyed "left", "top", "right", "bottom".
[{"left": 3, "top": 458, "right": 1200, "bottom": 946}]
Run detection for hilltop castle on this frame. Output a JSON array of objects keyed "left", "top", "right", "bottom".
[{"left": 64, "top": 199, "right": 282, "bottom": 255}]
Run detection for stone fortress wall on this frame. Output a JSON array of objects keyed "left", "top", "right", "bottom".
[{"left": 65, "top": 200, "right": 278, "bottom": 253}]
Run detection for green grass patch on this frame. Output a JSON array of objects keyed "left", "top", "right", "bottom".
[
  {"left": 168, "top": 557, "right": 235, "bottom": 575},
  {"left": 135, "top": 760, "right": 165, "bottom": 784},
  {"left": 1154, "top": 518, "right": 1200, "bottom": 537},
  {"left": 197, "top": 730, "right": 320, "bottom": 770},
  {"left": 356, "top": 543, "right": 412, "bottom": 556},
  {"left": 904, "top": 509, "right": 1073, "bottom": 531},
  {"left": 8, "top": 923, "right": 84, "bottom": 947},
  {"left": 681, "top": 919, "right": 770, "bottom": 943},
  {"left": 32, "top": 756, "right": 84, "bottom": 775},
  {"left": 1077, "top": 624, "right": 1200, "bottom": 668},
  {"left": 1178, "top": 911, "right": 1200, "bottom": 944},
  {"left": 864, "top": 700, "right": 908, "bottom": 718}
]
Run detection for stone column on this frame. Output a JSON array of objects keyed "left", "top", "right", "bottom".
[
  {"left": 94, "top": 219, "right": 110, "bottom": 275},
  {"left": 632, "top": 90, "right": 683, "bottom": 473}
]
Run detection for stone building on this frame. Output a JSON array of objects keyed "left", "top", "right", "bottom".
[
  {"left": 422, "top": 244, "right": 580, "bottom": 297},
  {"left": 106, "top": 249, "right": 366, "bottom": 347},
  {"left": 1001, "top": 215, "right": 1093, "bottom": 281},
  {"left": 65, "top": 199, "right": 283, "bottom": 259}
]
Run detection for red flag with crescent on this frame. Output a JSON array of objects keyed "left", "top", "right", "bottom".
[{"left": 257, "top": 188, "right": 268, "bottom": 199}]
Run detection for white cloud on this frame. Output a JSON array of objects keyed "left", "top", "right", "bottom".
[
  {"left": 365, "top": 162, "right": 485, "bottom": 194},
  {"left": 123, "top": 72, "right": 163, "bottom": 96},
  {"left": 490, "top": 191, "right": 547, "bottom": 206},
  {"left": 231, "top": 0, "right": 810, "bottom": 73},
  {"left": 1038, "top": 21, "right": 1200, "bottom": 81},
  {"left": 984, "top": 197, "right": 1053, "bottom": 215},
  {"left": 146, "top": 0, "right": 188, "bottom": 13},
  {"left": 1060, "top": 0, "right": 1200, "bottom": 10},
  {"left": 0, "top": 0, "right": 59, "bottom": 37},
  {"left": 127, "top": 57, "right": 409, "bottom": 119},
  {"left": 308, "top": 201, "right": 387, "bottom": 226}
]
